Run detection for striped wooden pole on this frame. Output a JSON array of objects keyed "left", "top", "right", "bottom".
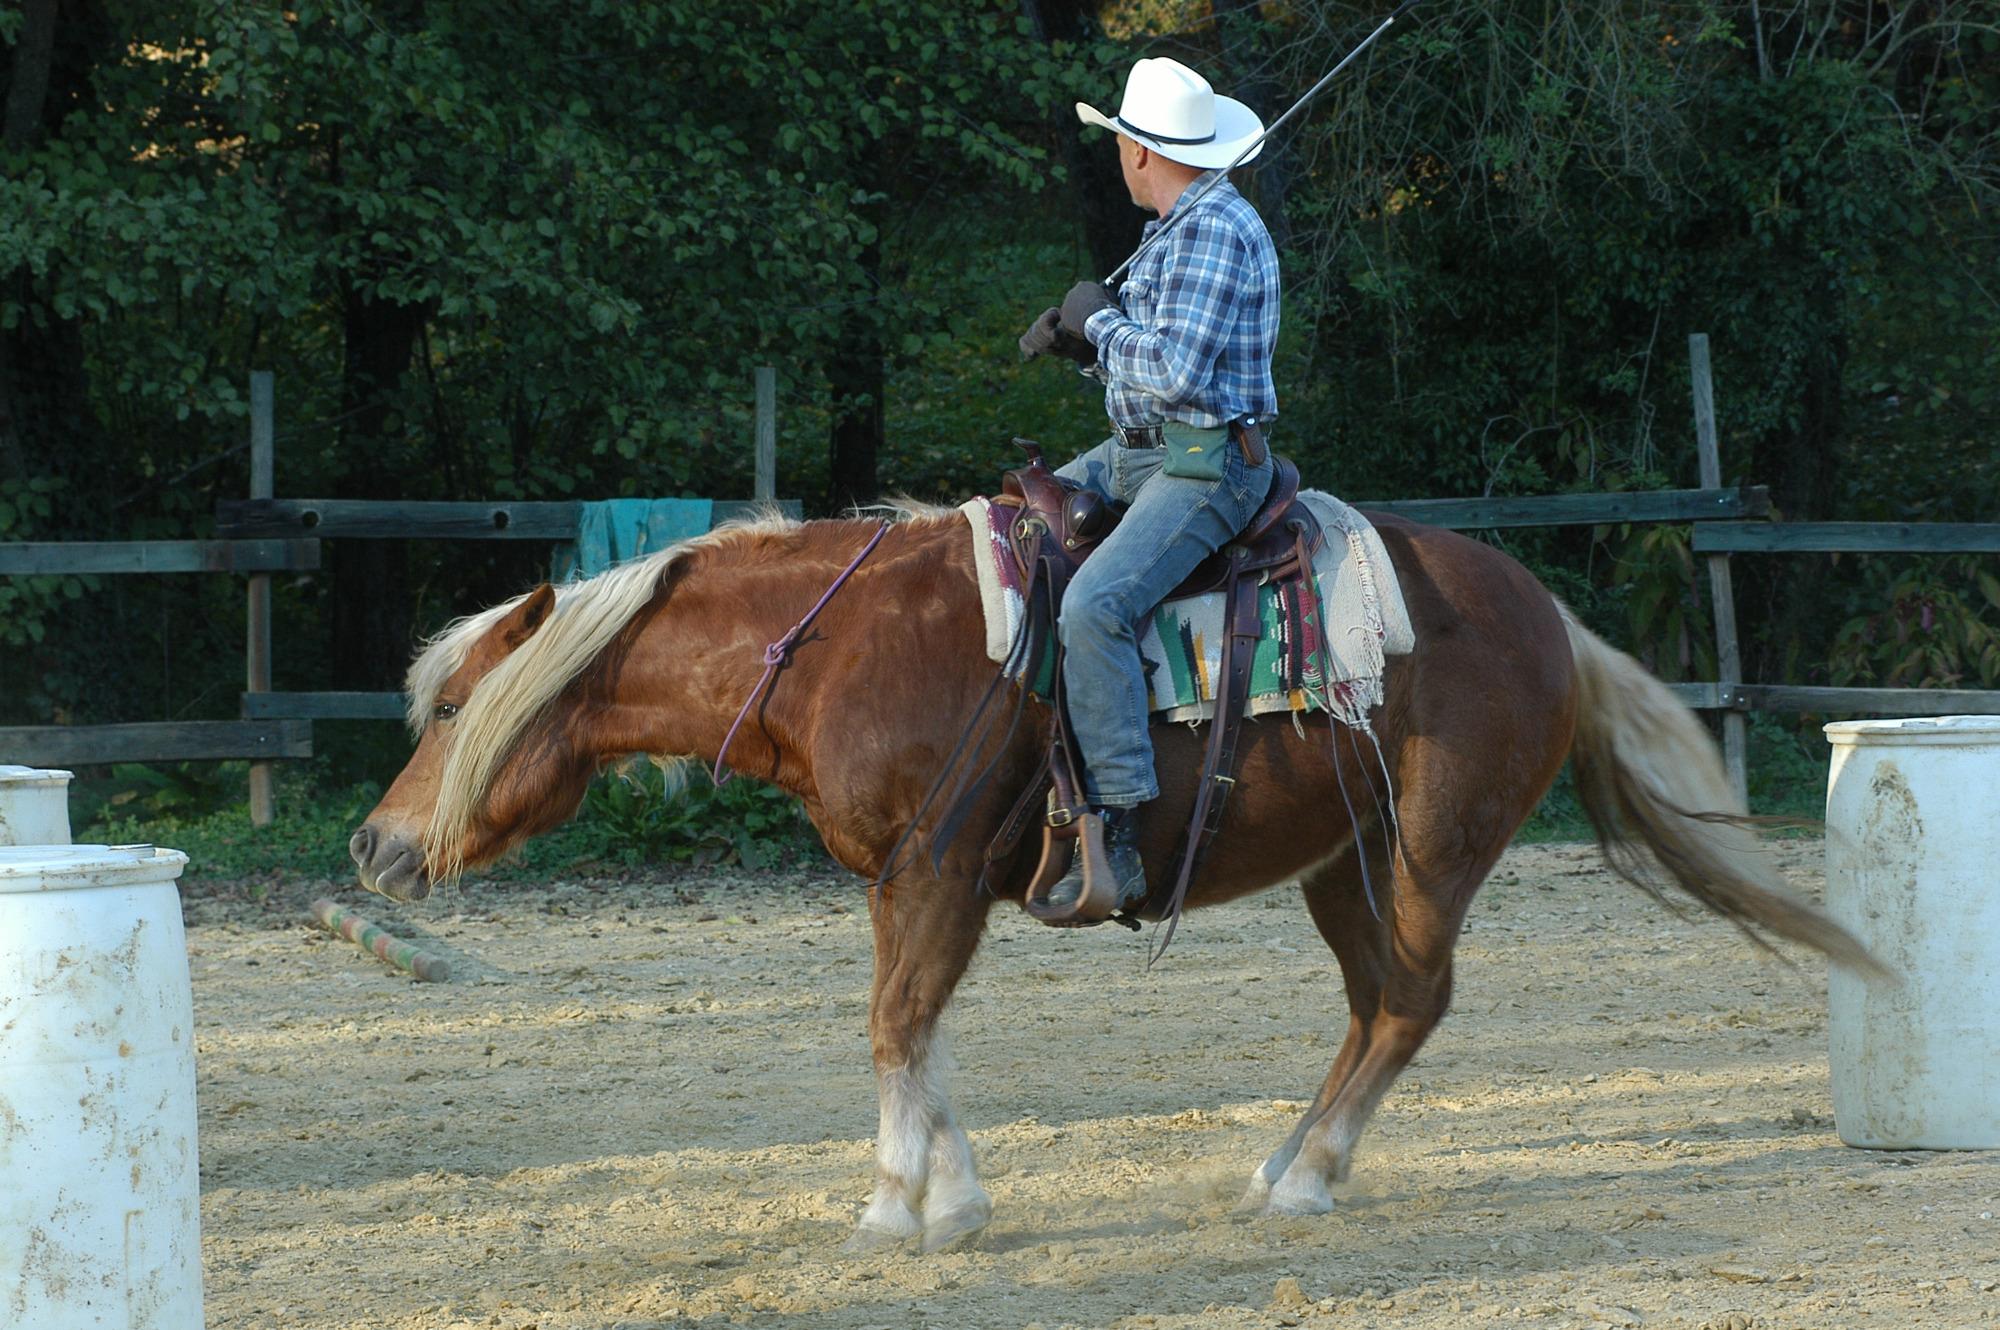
[{"left": 308, "top": 898, "right": 452, "bottom": 983}]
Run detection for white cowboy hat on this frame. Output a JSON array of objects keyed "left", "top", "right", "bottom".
[{"left": 1075, "top": 57, "right": 1264, "bottom": 170}]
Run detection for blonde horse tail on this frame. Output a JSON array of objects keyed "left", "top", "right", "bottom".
[{"left": 1559, "top": 605, "right": 1891, "bottom": 981}]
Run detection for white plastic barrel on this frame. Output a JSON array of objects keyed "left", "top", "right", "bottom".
[
  {"left": 1825, "top": 716, "right": 2000, "bottom": 1149},
  {"left": 0, "top": 844, "right": 205, "bottom": 1327},
  {"left": 0, "top": 765, "right": 74, "bottom": 846}
]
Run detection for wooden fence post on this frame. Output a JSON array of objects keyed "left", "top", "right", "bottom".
[
  {"left": 1689, "top": 334, "right": 1748, "bottom": 807},
  {"left": 754, "top": 367, "right": 777, "bottom": 503},
  {"left": 246, "top": 371, "right": 276, "bottom": 827}
]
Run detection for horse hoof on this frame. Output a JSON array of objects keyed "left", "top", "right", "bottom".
[
  {"left": 920, "top": 1205, "right": 992, "bottom": 1255},
  {"left": 841, "top": 1225, "right": 911, "bottom": 1255},
  {"left": 1264, "top": 1194, "right": 1335, "bottom": 1217},
  {"left": 1263, "top": 1179, "right": 1335, "bottom": 1217},
  {"left": 1263, "top": 1197, "right": 1333, "bottom": 1217}
]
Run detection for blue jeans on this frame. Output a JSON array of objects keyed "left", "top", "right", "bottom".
[{"left": 1054, "top": 437, "right": 1275, "bottom": 807}]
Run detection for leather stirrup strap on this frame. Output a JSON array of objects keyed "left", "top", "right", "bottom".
[
  {"left": 976, "top": 742, "right": 1052, "bottom": 895},
  {"left": 1035, "top": 550, "right": 1089, "bottom": 825},
  {"left": 1147, "top": 548, "right": 1266, "bottom": 959}
]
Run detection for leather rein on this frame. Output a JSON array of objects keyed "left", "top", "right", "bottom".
[{"left": 712, "top": 521, "right": 890, "bottom": 785}]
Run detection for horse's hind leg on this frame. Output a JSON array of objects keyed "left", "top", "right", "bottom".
[
  {"left": 1264, "top": 808, "right": 1504, "bottom": 1216},
  {"left": 1264, "top": 768, "right": 1512, "bottom": 1216},
  {"left": 846, "top": 876, "right": 995, "bottom": 1255},
  {"left": 1238, "top": 835, "right": 1394, "bottom": 1212}
]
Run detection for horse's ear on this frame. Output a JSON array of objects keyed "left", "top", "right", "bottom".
[{"left": 500, "top": 583, "right": 556, "bottom": 650}]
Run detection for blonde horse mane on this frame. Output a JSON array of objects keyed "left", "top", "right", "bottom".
[{"left": 411, "top": 511, "right": 800, "bottom": 878}]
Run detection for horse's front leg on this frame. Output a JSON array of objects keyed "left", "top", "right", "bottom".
[{"left": 846, "top": 874, "right": 995, "bottom": 1255}]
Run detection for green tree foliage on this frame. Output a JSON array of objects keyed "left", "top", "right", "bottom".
[
  {"left": 4, "top": 1, "right": 1094, "bottom": 497},
  {"left": 1257, "top": 0, "right": 1998, "bottom": 677},
  {"left": 2, "top": 0, "right": 1996, "bottom": 773},
  {"left": 0, "top": 0, "right": 1115, "bottom": 724}
]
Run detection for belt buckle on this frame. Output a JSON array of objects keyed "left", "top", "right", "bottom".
[{"left": 1045, "top": 788, "right": 1077, "bottom": 828}]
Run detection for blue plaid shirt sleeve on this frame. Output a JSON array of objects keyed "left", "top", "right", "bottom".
[{"left": 1085, "top": 211, "right": 1254, "bottom": 407}]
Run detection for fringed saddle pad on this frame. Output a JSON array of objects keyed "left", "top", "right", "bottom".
[{"left": 959, "top": 491, "right": 1414, "bottom": 729}]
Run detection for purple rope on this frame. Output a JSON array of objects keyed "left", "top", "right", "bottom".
[{"left": 712, "top": 521, "right": 891, "bottom": 785}]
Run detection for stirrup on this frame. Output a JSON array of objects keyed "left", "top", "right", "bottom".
[{"left": 1023, "top": 811, "right": 1131, "bottom": 927}]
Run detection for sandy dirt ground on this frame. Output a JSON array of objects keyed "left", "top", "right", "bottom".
[{"left": 186, "top": 840, "right": 2000, "bottom": 1330}]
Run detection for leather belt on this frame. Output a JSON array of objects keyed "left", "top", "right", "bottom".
[{"left": 1114, "top": 424, "right": 1165, "bottom": 448}]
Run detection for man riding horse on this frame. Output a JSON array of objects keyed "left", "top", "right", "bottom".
[
  {"left": 1018, "top": 57, "right": 1281, "bottom": 917},
  {"left": 351, "top": 35, "right": 1888, "bottom": 1260}
]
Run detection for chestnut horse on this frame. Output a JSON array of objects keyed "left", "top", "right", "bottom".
[{"left": 350, "top": 506, "right": 1880, "bottom": 1254}]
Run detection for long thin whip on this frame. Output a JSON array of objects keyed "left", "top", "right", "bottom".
[{"left": 1100, "top": 0, "right": 1422, "bottom": 287}]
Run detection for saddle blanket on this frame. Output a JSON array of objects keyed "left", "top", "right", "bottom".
[{"left": 959, "top": 491, "right": 1415, "bottom": 728}]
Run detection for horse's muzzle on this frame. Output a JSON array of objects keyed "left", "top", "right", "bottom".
[{"left": 350, "top": 824, "right": 433, "bottom": 902}]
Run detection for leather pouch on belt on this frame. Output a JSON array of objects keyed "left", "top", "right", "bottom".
[{"left": 1159, "top": 421, "right": 1229, "bottom": 482}]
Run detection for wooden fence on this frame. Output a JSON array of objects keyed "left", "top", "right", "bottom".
[
  {"left": 0, "top": 369, "right": 793, "bottom": 822},
  {"left": 4, "top": 344, "right": 1996, "bottom": 817}
]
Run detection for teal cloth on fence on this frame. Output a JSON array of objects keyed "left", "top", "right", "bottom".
[{"left": 551, "top": 498, "right": 715, "bottom": 581}]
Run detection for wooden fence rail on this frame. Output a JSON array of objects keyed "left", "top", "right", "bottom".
[
  {"left": 0, "top": 370, "right": 796, "bottom": 799},
  {"left": 1361, "top": 486, "right": 1768, "bottom": 530},
  {"left": 0, "top": 539, "right": 319, "bottom": 575},
  {"left": 1696, "top": 522, "right": 2000, "bottom": 554},
  {"left": 8, "top": 350, "right": 1999, "bottom": 821},
  {"left": 216, "top": 498, "right": 781, "bottom": 541},
  {"left": 0, "top": 720, "right": 312, "bottom": 766},
  {"left": 215, "top": 486, "right": 1764, "bottom": 729},
  {"left": 240, "top": 691, "right": 408, "bottom": 721},
  {"left": 1666, "top": 683, "right": 2000, "bottom": 716}
]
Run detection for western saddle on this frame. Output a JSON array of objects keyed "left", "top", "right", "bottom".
[{"left": 967, "top": 438, "right": 1325, "bottom": 935}]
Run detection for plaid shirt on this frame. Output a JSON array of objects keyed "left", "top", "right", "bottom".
[{"left": 1084, "top": 172, "right": 1280, "bottom": 430}]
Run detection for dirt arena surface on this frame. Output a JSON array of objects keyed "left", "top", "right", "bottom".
[{"left": 187, "top": 840, "right": 2000, "bottom": 1330}]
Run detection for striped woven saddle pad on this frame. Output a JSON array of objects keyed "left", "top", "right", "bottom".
[{"left": 958, "top": 490, "right": 1415, "bottom": 728}]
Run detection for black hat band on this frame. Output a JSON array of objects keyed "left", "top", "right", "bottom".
[{"left": 1113, "top": 114, "right": 1217, "bottom": 147}]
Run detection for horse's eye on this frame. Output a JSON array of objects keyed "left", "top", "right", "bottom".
[{"left": 433, "top": 702, "right": 460, "bottom": 723}]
